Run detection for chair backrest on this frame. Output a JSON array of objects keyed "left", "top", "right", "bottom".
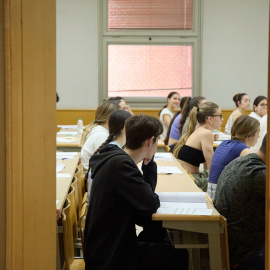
[
  {"left": 219, "top": 215, "right": 230, "bottom": 269},
  {"left": 75, "top": 165, "right": 84, "bottom": 208},
  {"left": 79, "top": 201, "right": 88, "bottom": 256},
  {"left": 62, "top": 199, "right": 74, "bottom": 269},
  {"left": 67, "top": 186, "right": 78, "bottom": 241},
  {"left": 164, "top": 145, "right": 171, "bottom": 152},
  {"left": 71, "top": 176, "right": 80, "bottom": 220}
]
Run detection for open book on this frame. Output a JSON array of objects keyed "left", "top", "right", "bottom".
[{"left": 156, "top": 192, "right": 213, "bottom": 216}]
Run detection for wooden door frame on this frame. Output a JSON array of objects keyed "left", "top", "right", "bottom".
[{"left": 5, "top": 0, "right": 56, "bottom": 268}]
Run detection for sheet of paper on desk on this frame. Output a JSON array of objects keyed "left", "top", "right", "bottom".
[
  {"left": 57, "top": 125, "right": 78, "bottom": 129},
  {"left": 214, "top": 141, "right": 222, "bottom": 145},
  {"left": 56, "top": 152, "right": 77, "bottom": 156},
  {"left": 57, "top": 131, "right": 79, "bottom": 135},
  {"left": 157, "top": 192, "right": 206, "bottom": 203},
  {"left": 56, "top": 137, "right": 80, "bottom": 143},
  {"left": 154, "top": 153, "right": 175, "bottom": 161},
  {"left": 56, "top": 155, "right": 76, "bottom": 159},
  {"left": 56, "top": 173, "right": 71, "bottom": 178},
  {"left": 56, "top": 162, "right": 65, "bottom": 173},
  {"left": 157, "top": 207, "right": 213, "bottom": 216},
  {"left": 56, "top": 200, "right": 60, "bottom": 205},
  {"left": 157, "top": 166, "right": 183, "bottom": 174}
]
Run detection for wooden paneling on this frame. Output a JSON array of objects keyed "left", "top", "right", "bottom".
[
  {"left": 0, "top": 0, "right": 5, "bottom": 267},
  {"left": 57, "top": 108, "right": 253, "bottom": 133},
  {"left": 5, "top": 0, "right": 56, "bottom": 269}
]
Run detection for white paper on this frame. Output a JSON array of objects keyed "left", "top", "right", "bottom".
[
  {"left": 56, "top": 155, "right": 76, "bottom": 160},
  {"left": 160, "top": 202, "right": 207, "bottom": 209},
  {"left": 56, "top": 162, "right": 65, "bottom": 173},
  {"left": 157, "top": 166, "right": 183, "bottom": 174},
  {"left": 57, "top": 131, "right": 79, "bottom": 135},
  {"left": 56, "top": 173, "right": 71, "bottom": 178},
  {"left": 56, "top": 152, "right": 78, "bottom": 156},
  {"left": 214, "top": 141, "right": 222, "bottom": 145},
  {"left": 157, "top": 207, "right": 213, "bottom": 215},
  {"left": 157, "top": 192, "right": 206, "bottom": 203},
  {"left": 57, "top": 125, "right": 78, "bottom": 129},
  {"left": 56, "top": 200, "right": 60, "bottom": 205},
  {"left": 56, "top": 137, "right": 80, "bottom": 143},
  {"left": 154, "top": 153, "right": 175, "bottom": 161}
]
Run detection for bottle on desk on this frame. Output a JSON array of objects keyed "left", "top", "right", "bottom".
[{"left": 77, "top": 118, "right": 83, "bottom": 135}]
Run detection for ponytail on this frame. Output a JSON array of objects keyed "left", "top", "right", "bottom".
[{"left": 173, "top": 107, "right": 198, "bottom": 157}]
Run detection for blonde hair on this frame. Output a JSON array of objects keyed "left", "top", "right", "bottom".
[
  {"left": 231, "top": 115, "right": 260, "bottom": 141},
  {"left": 173, "top": 102, "right": 219, "bottom": 157},
  {"left": 81, "top": 100, "right": 119, "bottom": 146}
]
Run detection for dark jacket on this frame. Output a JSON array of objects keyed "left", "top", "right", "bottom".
[{"left": 84, "top": 144, "right": 160, "bottom": 270}]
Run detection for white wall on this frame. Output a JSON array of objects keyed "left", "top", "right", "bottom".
[
  {"left": 202, "top": 0, "right": 269, "bottom": 108},
  {"left": 56, "top": 0, "right": 269, "bottom": 109},
  {"left": 57, "top": 0, "right": 98, "bottom": 108}
]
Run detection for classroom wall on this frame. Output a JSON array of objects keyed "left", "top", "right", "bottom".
[{"left": 56, "top": 0, "right": 269, "bottom": 109}]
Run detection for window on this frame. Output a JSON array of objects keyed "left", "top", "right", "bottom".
[{"left": 100, "top": 0, "right": 201, "bottom": 107}]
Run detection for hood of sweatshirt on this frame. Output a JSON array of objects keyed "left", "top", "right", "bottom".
[{"left": 89, "top": 144, "right": 129, "bottom": 179}]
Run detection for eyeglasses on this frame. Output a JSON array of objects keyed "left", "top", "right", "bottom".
[
  {"left": 211, "top": 114, "right": 223, "bottom": 119},
  {"left": 259, "top": 103, "right": 267, "bottom": 107}
]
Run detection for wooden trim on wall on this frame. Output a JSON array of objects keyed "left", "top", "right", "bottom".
[
  {"left": 5, "top": 0, "right": 56, "bottom": 269},
  {"left": 57, "top": 108, "right": 253, "bottom": 133}
]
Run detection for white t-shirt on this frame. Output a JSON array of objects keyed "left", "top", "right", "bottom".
[
  {"left": 249, "top": 111, "right": 262, "bottom": 121},
  {"left": 224, "top": 111, "right": 236, "bottom": 135},
  {"left": 250, "top": 114, "right": 267, "bottom": 153},
  {"left": 80, "top": 125, "right": 109, "bottom": 170},
  {"left": 159, "top": 108, "right": 174, "bottom": 140}
]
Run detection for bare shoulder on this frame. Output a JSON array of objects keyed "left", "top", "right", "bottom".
[{"left": 232, "top": 110, "right": 242, "bottom": 121}]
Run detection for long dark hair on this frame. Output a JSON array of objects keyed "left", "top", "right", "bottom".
[
  {"left": 158, "top": 91, "right": 180, "bottom": 116},
  {"left": 253, "top": 96, "right": 267, "bottom": 112},
  {"left": 179, "top": 96, "right": 206, "bottom": 135},
  {"left": 163, "top": 96, "right": 190, "bottom": 145}
]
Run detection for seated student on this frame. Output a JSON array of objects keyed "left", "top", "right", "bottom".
[
  {"left": 167, "top": 96, "right": 206, "bottom": 152},
  {"left": 86, "top": 110, "right": 132, "bottom": 196},
  {"left": 159, "top": 92, "right": 181, "bottom": 141},
  {"left": 173, "top": 102, "right": 223, "bottom": 191},
  {"left": 84, "top": 114, "right": 188, "bottom": 270},
  {"left": 214, "top": 134, "right": 267, "bottom": 270},
  {"left": 207, "top": 115, "right": 260, "bottom": 200},
  {"left": 225, "top": 93, "right": 250, "bottom": 134},
  {"left": 80, "top": 100, "right": 119, "bottom": 170},
  {"left": 164, "top": 96, "right": 190, "bottom": 146},
  {"left": 109, "top": 96, "right": 133, "bottom": 115},
  {"left": 249, "top": 95, "right": 267, "bottom": 121}
]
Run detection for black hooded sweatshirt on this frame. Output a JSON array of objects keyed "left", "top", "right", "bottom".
[{"left": 84, "top": 144, "right": 160, "bottom": 270}]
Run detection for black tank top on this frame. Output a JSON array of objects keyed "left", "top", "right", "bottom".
[{"left": 178, "top": 145, "right": 205, "bottom": 167}]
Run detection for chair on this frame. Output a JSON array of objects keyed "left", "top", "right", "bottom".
[
  {"left": 71, "top": 176, "right": 80, "bottom": 220},
  {"left": 163, "top": 145, "right": 171, "bottom": 152},
  {"left": 62, "top": 200, "right": 85, "bottom": 270},
  {"left": 78, "top": 201, "right": 88, "bottom": 257},
  {"left": 75, "top": 164, "right": 85, "bottom": 209},
  {"left": 67, "top": 186, "right": 78, "bottom": 241}
]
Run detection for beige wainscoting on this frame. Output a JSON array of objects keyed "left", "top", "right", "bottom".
[{"left": 57, "top": 108, "right": 253, "bottom": 133}]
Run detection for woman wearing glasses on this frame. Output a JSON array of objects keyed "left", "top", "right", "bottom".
[
  {"left": 207, "top": 115, "right": 260, "bottom": 200},
  {"left": 249, "top": 95, "right": 267, "bottom": 121},
  {"left": 173, "top": 102, "right": 223, "bottom": 192}
]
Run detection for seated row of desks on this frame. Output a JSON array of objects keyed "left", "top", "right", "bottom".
[{"left": 56, "top": 150, "right": 228, "bottom": 270}]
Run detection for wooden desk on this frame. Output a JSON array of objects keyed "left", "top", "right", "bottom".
[
  {"left": 56, "top": 126, "right": 82, "bottom": 152},
  {"left": 153, "top": 156, "right": 229, "bottom": 270},
  {"left": 56, "top": 152, "right": 80, "bottom": 212}
]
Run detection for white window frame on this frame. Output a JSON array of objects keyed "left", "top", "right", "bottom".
[{"left": 99, "top": 0, "right": 202, "bottom": 108}]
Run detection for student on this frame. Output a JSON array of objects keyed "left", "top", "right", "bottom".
[
  {"left": 86, "top": 110, "right": 132, "bottom": 196},
  {"left": 80, "top": 100, "right": 119, "bottom": 170},
  {"left": 84, "top": 114, "right": 188, "bottom": 270},
  {"left": 249, "top": 95, "right": 267, "bottom": 120},
  {"left": 109, "top": 96, "right": 133, "bottom": 114},
  {"left": 173, "top": 102, "right": 223, "bottom": 191},
  {"left": 207, "top": 115, "right": 260, "bottom": 200},
  {"left": 214, "top": 134, "right": 267, "bottom": 270},
  {"left": 225, "top": 93, "right": 250, "bottom": 134},
  {"left": 159, "top": 92, "right": 180, "bottom": 140},
  {"left": 164, "top": 96, "right": 190, "bottom": 146}
]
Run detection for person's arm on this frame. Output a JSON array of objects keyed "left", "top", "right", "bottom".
[
  {"left": 232, "top": 110, "right": 242, "bottom": 125},
  {"left": 141, "top": 156, "right": 157, "bottom": 191},
  {"left": 201, "top": 131, "right": 214, "bottom": 171},
  {"left": 163, "top": 114, "right": 171, "bottom": 127},
  {"left": 116, "top": 159, "right": 160, "bottom": 216}
]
